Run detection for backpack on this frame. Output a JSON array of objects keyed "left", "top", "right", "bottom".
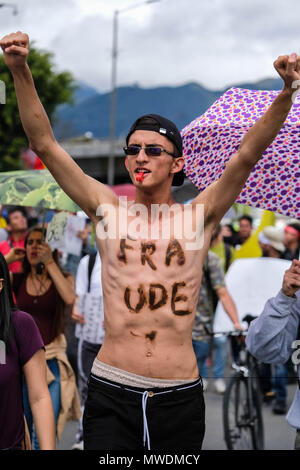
[
  {"left": 203, "top": 243, "right": 231, "bottom": 312},
  {"left": 224, "top": 243, "right": 231, "bottom": 273},
  {"left": 87, "top": 252, "right": 97, "bottom": 293},
  {"left": 202, "top": 258, "right": 219, "bottom": 314}
]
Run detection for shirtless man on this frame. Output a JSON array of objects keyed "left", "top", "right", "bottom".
[{"left": 1, "top": 31, "right": 299, "bottom": 450}]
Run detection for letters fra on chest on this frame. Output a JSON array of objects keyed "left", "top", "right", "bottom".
[{"left": 120, "top": 239, "right": 190, "bottom": 316}]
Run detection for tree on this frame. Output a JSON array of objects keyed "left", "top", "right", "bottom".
[{"left": 0, "top": 43, "right": 76, "bottom": 171}]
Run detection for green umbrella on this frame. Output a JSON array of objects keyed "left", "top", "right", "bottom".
[{"left": 0, "top": 169, "right": 80, "bottom": 212}]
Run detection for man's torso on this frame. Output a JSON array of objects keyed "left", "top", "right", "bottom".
[{"left": 91, "top": 200, "right": 213, "bottom": 380}]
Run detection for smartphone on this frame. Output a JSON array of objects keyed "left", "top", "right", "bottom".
[{"left": 36, "top": 262, "right": 45, "bottom": 274}]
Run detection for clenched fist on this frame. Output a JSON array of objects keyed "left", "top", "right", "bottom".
[
  {"left": 274, "top": 53, "right": 300, "bottom": 93},
  {"left": 0, "top": 31, "right": 29, "bottom": 71},
  {"left": 282, "top": 259, "right": 300, "bottom": 297}
]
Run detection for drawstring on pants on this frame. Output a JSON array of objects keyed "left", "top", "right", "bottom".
[{"left": 142, "top": 391, "right": 150, "bottom": 450}]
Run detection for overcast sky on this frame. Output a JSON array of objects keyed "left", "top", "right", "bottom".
[{"left": 0, "top": 0, "right": 299, "bottom": 92}]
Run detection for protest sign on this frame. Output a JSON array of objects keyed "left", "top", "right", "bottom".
[
  {"left": 46, "top": 212, "right": 85, "bottom": 255},
  {"left": 213, "top": 257, "right": 290, "bottom": 332},
  {"left": 75, "top": 293, "right": 105, "bottom": 345}
]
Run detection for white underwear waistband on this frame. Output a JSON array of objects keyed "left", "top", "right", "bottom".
[{"left": 91, "top": 357, "right": 197, "bottom": 389}]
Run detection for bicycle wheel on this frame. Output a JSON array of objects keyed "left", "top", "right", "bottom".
[
  {"left": 249, "top": 362, "right": 264, "bottom": 450},
  {"left": 223, "top": 372, "right": 264, "bottom": 450}
]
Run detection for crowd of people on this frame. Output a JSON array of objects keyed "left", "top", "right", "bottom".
[{"left": 0, "top": 202, "right": 299, "bottom": 450}]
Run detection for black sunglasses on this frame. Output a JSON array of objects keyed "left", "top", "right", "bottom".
[{"left": 123, "top": 145, "right": 177, "bottom": 158}]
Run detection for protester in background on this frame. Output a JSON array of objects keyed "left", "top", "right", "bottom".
[
  {"left": 71, "top": 251, "right": 105, "bottom": 450},
  {"left": 282, "top": 222, "right": 300, "bottom": 261},
  {"left": 236, "top": 215, "right": 253, "bottom": 247},
  {"left": 281, "top": 222, "right": 300, "bottom": 384},
  {"left": 246, "top": 259, "right": 300, "bottom": 449},
  {"left": 258, "top": 232, "right": 270, "bottom": 257},
  {"left": 10, "top": 227, "right": 80, "bottom": 449},
  {"left": 192, "top": 251, "right": 242, "bottom": 393},
  {"left": 62, "top": 220, "right": 96, "bottom": 277},
  {"left": 209, "top": 225, "right": 236, "bottom": 387},
  {"left": 258, "top": 226, "right": 289, "bottom": 414},
  {"left": 0, "top": 252, "right": 55, "bottom": 450},
  {"left": 263, "top": 226, "right": 286, "bottom": 258},
  {"left": 0, "top": 206, "right": 28, "bottom": 273},
  {"left": 62, "top": 219, "right": 97, "bottom": 383},
  {"left": 221, "top": 223, "right": 240, "bottom": 247},
  {"left": 210, "top": 224, "right": 235, "bottom": 273}
]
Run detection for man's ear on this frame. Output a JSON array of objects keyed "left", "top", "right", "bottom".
[
  {"left": 5, "top": 223, "right": 12, "bottom": 233},
  {"left": 124, "top": 156, "right": 129, "bottom": 172},
  {"left": 170, "top": 156, "right": 184, "bottom": 175}
]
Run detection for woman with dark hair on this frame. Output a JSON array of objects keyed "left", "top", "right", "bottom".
[
  {"left": 9, "top": 227, "right": 80, "bottom": 450},
  {"left": 220, "top": 223, "right": 240, "bottom": 247},
  {"left": 0, "top": 252, "right": 55, "bottom": 450}
]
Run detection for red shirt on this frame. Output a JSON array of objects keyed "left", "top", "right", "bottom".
[{"left": 0, "top": 236, "right": 26, "bottom": 273}]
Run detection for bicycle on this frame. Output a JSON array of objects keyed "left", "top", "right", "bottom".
[{"left": 221, "top": 315, "right": 264, "bottom": 450}]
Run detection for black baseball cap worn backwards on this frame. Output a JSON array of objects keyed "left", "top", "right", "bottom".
[{"left": 126, "top": 114, "right": 185, "bottom": 186}]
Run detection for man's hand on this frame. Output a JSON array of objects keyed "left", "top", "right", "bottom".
[
  {"left": 274, "top": 53, "right": 300, "bottom": 94},
  {"left": 282, "top": 259, "right": 300, "bottom": 297},
  {"left": 5, "top": 246, "right": 25, "bottom": 264},
  {"left": 77, "top": 226, "right": 90, "bottom": 246},
  {"left": 0, "top": 31, "right": 29, "bottom": 71},
  {"left": 72, "top": 303, "right": 86, "bottom": 325},
  {"left": 233, "top": 322, "right": 244, "bottom": 331}
]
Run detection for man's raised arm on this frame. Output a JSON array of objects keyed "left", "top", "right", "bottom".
[
  {"left": 197, "top": 53, "right": 300, "bottom": 226},
  {"left": 0, "top": 31, "right": 118, "bottom": 218}
]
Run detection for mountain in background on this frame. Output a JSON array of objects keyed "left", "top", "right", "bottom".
[{"left": 53, "top": 78, "right": 283, "bottom": 140}]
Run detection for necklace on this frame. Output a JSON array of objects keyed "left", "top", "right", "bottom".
[{"left": 30, "top": 273, "right": 47, "bottom": 304}]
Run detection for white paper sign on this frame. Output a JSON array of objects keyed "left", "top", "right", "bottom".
[
  {"left": 46, "top": 212, "right": 85, "bottom": 256},
  {"left": 213, "top": 257, "right": 291, "bottom": 333},
  {"left": 46, "top": 211, "right": 68, "bottom": 251},
  {"left": 75, "top": 293, "right": 105, "bottom": 344},
  {"left": 64, "top": 215, "right": 86, "bottom": 256}
]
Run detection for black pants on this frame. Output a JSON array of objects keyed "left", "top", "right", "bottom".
[
  {"left": 83, "top": 374, "right": 205, "bottom": 451},
  {"left": 78, "top": 341, "right": 102, "bottom": 407},
  {"left": 76, "top": 341, "right": 102, "bottom": 442}
]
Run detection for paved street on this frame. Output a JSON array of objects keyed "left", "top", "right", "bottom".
[
  {"left": 56, "top": 376, "right": 297, "bottom": 451},
  {"left": 202, "top": 378, "right": 296, "bottom": 450}
]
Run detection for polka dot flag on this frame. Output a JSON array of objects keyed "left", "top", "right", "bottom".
[{"left": 181, "top": 87, "right": 300, "bottom": 219}]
